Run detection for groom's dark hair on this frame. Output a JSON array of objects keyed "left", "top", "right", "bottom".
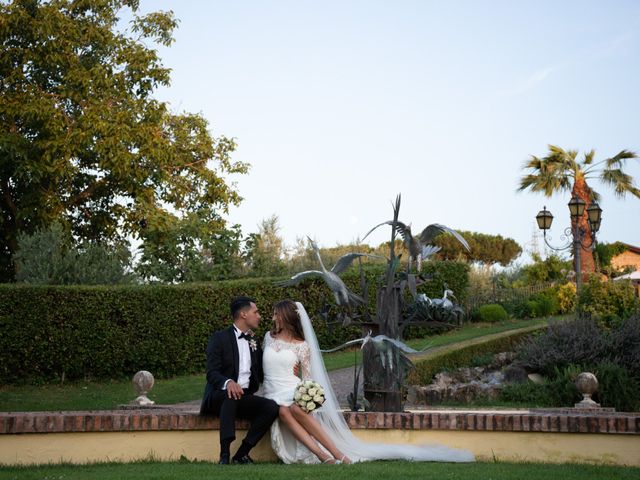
[{"left": 231, "top": 296, "right": 256, "bottom": 319}]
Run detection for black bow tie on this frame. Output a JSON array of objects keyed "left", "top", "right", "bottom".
[{"left": 238, "top": 332, "right": 251, "bottom": 340}]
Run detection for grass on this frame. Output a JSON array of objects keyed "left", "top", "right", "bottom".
[
  {"left": 322, "top": 316, "right": 556, "bottom": 371},
  {"left": 0, "top": 459, "right": 638, "bottom": 480},
  {"left": 0, "top": 372, "right": 205, "bottom": 412},
  {"left": 0, "top": 316, "right": 562, "bottom": 412}
]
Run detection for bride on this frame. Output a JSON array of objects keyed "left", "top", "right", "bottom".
[{"left": 261, "top": 299, "right": 475, "bottom": 464}]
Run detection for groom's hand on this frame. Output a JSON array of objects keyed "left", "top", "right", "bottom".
[{"left": 226, "top": 381, "right": 244, "bottom": 400}]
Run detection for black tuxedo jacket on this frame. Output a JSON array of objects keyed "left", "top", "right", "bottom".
[{"left": 200, "top": 325, "right": 264, "bottom": 415}]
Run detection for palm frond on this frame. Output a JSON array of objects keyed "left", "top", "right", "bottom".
[
  {"left": 583, "top": 149, "right": 596, "bottom": 165},
  {"left": 601, "top": 168, "right": 640, "bottom": 198},
  {"left": 605, "top": 150, "right": 638, "bottom": 168}
]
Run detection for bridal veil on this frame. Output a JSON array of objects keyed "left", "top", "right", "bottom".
[{"left": 295, "top": 301, "right": 474, "bottom": 463}]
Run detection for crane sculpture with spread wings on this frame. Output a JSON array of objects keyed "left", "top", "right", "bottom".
[{"left": 276, "top": 237, "right": 381, "bottom": 307}]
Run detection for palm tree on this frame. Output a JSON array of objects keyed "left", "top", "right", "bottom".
[{"left": 519, "top": 145, "right": 639, "bottom": 276}]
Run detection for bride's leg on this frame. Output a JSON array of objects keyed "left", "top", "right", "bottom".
[
  {"left": 289, "top": 404, "right": 352, "bottom": 463},
  {"left": 278, "top": 406, "right": 334, "bottom": 463}
]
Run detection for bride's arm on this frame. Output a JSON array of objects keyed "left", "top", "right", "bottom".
[{"left": 298, "top": 342, "right": 312, "bottom": 380}]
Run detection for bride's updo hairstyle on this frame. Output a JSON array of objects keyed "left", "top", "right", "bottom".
[{"left": 272, "top": 300, "right": 305, "bottom": 341}]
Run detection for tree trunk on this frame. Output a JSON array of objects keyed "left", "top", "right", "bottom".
[{"left": 572, "top": 177, "right": 596, "bottom": 280}]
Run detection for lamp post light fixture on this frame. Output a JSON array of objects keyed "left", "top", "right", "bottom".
[{"left": 535, "top": 196, "right": 602, "bottom": 290}]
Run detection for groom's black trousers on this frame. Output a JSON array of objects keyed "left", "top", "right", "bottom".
[{"left": 206, "top": 390, "right": 279, "bottom": 448}]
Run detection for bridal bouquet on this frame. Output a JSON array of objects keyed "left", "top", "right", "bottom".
[{"left": 293, "top": 380, "right": 325, "bottom": 413}]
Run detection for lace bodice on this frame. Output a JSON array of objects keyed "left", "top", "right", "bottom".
[{"left": 263, "top": 331, "right": 312, "bottom": 380}]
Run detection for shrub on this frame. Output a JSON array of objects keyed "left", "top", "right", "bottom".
[
  {"left": 556, "top": 282, "right": 577, "bottom": 314},
  {"left": 499, "top": 381, "right": 555, "bottom": 407},
  {"left": 529, "top": 292, "right": 559, "bottom": 317},
  {"left": 609, "top": 315, "right": 640, "bottom": 382},
  {"left": 577, "top": 276, "right": 640, "bottom": 326},
  {"left": 509, "top": 299, "right": 537, "bottom": 318},
  {"left": 476, "top": 304, "right": 509, "bottom": 322},
  {"left": 594, "top": 361, "right": 640, "bottom": 412},
  {"left": 499, "top": 364, "right": 582, "bottom": 408},
  {"left": 515, "top": 317, "right": 610, "bottom": 376},
  {"left": 0, "top": 260, "right": 469, "bottom": 384},
  {"left": 0, "top": 280, "right": 357, "bottom": 384},
  {"left": 408, "top": 328, "right": 542, "bottom": 385}
]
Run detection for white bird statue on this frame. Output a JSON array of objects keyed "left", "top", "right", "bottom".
[{"left": 431, "top": 289, "right": 455, "bottom": 310}]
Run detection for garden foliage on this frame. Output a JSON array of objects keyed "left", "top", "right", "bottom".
[
  {"left": 512, "top": 315, "right": 640, "bottom": 411},
  {"left": 476, "top": 304, "right": 509, "bottom": 323},
  {"left": 407, "top": 328, "right": 539, "bottom": 385},
  {"left": 577, "top": 276, "right": 639, "bottom": 327},
  {"left": 0, "top": 261, "right": 468, "bottom": 384}
]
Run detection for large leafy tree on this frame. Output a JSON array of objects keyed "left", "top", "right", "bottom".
[
  {"left": 0, "top": 0, "right": 248, "bottom": 281},
  {"left": 433, "top": 230, "right": 522, "bottom": 266},
  {"left": 518, "top": 145, "right": 639, "bottom": 276}
]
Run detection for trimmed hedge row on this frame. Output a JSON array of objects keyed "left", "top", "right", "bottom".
[
  {"left": 407, "top": 328, "right": 541, "bottom": 385},
  {"left": 0, "top": 261, "right": 469, "bottom": 384}
]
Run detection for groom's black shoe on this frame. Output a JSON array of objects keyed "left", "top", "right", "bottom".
[
  {"left": 232, "top": 454, "right": 254, "bottom": 464},
  {"left": 219, "top": 453, "right": 230, "bottom": 465}
]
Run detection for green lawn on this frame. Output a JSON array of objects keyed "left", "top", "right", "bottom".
[
  {"left": 0, "top": 317, "right": 561, "bottom": 412},
  {"left": 322, "top": 316, "right": 555, "bottom": 371},
  {"left": 0, "top": 459, "right": 637, "bottom": 480}
]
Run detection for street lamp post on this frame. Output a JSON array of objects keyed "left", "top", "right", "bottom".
[{"left": 535, "top": 196, "right": 603, "bottom": 290}]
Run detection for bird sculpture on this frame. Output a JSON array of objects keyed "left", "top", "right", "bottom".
[
  {"left": 276, "top": 237, "right": 380, "bottom": 307},
  {"left": 431, "top": 288, "right": 455, "bottom": 310},
  {"left": 363, "top": 220, "right": 470, "bottom": 271},
  {"left": 320, "top": 331, "right": 429, "bottom": 374}
]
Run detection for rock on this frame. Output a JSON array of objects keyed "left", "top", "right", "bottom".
[
  {"left": 490, "top": 351, "right": 516, "bottom": 369},
  {"left": 528, "top": 373, "right": 545, "bottom": 384}
]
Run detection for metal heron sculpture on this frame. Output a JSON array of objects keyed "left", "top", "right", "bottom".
[
  {"left": 276, "top": 237, "right": 381, "bottom": 307},
  {"left": 363, "top": 220, "right": 470, "bottom": 271}
]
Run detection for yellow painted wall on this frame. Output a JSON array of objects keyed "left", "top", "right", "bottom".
[
  {"left": 612, "top": 250, "right": 640, "bottom": 272},
  {"left": 1, "top": 429, "right": 639, "bottom": 466}
]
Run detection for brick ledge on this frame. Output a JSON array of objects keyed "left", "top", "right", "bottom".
[{"left": 1, "top": 409, "right": 638, "bottom": 435}]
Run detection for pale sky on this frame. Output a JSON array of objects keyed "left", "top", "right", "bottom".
[{"left": 136, "top": 1, "right": 640, "bottom": 261}]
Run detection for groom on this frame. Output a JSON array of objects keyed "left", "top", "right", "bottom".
[{"left": 200, "top": 296, "right": 279, "bottom": 464}]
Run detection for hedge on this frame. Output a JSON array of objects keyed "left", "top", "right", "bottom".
[
  {"left": 407, "top": 328, "right": 541, "bottom": 385},
  {"left": 0, "top": 261, "right": 469, "bottom": 384}
]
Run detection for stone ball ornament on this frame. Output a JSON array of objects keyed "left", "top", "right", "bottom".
[
  {"left": 574, "top": 372, "right": 600, "bottom": 408},
  {"left": 132, "top": 370, "right": 155, "bottom": 406}
]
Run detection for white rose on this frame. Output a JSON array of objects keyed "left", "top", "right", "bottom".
[
  {"left": 304, "top": 380, "right": 313, "bottom": 387},
  {"left": 298, "top": 400, "right": 307, "bottom": 408},
  {"left": 306, "top": 401, "right": 316, "bottom": 411},
  {"left": 298, "top": 387, "right": 307, "bottom": 394},
  {"left": 302, "top": 394, "right": 311, "bottom": 401},
  {"left": 313, "top": 395, "right": 323, "bottom": 403},
  {"left": 294, "top": 392, "right": 302, "bottom": 401},
  {"left": 307, "top": 388, "right": 317, "bottom": 396},
  {"left": 317, "top": 388, "right": 324, "bottom": 396}
]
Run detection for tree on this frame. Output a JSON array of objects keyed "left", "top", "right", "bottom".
[
  {"left": 14, "top": 223, "right": 134, "bottom": 284},
  {"left": 243, "top": 215, "right": 287, "bottom": 277},
  {"left": 518, "top": 145, "right": 639, "bottom": 277},
  {"left": 433, "top": 230, "right": 522, "bottom": 266},
  {"left": 0, "top": 0, "right": 248, "bottom": 281},
  {"left": 135, "top": 215, "right": 243, "bottom": 283},
  {"left": 517, "top": 252, "right": 572, "bottom": 286}
]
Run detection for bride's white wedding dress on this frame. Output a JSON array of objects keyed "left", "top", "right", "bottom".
[{"left": 261, "top": 302, "right": 474, "bottom": 464}]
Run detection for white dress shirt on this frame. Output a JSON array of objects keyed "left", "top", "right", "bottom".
[{"left": 223, "top": 325, "right": 251, "bottom": 390}]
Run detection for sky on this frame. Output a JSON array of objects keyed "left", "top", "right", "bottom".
[{"left": 134, "top": 1, "right": 640, "bottom": 262}]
